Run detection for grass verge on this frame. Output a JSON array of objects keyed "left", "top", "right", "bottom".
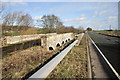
[
  {"left": 2, "top": 39, "right": 74, "bottom": 79},
  {"left": 48, "top": 34, "right": 88, "bottom": 78},
  {"left": 93, "top": 30, "right": 120, "bottom": 37}
]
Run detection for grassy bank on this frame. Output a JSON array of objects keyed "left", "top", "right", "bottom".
[
  {"left": 48, "top": 34, "right": 88, "bottom": 78},
  {"left": 2, "top": 39, "right": 73, "bottom": 79}
]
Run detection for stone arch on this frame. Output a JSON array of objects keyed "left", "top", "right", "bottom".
[
  {"left": 49, "top": 47, "right": 54, "bottom": 50},
  {"left": 33, "top": 43, "right": 35, "bottom": 46},
  {"left": 56, "top": 43, "right": 60, "bottom": 47},
  {"left": 68, "top": 38, "right": 70, "bottom": 41},
  {"left": 65, "top": 40, "right": 67, "bottom": 42},
  {"left": 36, "top": 42, "right": 39, "bottom": 45},
  {"left": 62, "top": 41, "right": 64, "bottom": 44}
]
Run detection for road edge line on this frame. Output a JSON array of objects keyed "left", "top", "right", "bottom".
[{"left": 87, "top": 32, "right": 120, "bottom": 79}]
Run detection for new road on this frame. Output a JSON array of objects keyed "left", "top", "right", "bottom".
[{"left": 88, "top": 31, "right": 120, "bottom": 79}]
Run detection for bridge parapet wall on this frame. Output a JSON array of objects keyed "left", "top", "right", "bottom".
[
  {"left": 45, "top": 33, "right": 74, "bottom": 50},
  {"left": 1, "top": 33, "right": 57, "bottom": 46},
  {"left": 1, "top": 32, "right": 74, "bottom": 51}
]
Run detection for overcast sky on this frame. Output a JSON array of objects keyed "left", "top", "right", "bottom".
[{"left": 2, "top": 1, "right": 119, "bottom": 30}]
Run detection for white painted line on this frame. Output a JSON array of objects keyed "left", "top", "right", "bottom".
[
  {"left": 87, "top": 33, "right": 120, "bottom": 79},
  {"left": 28, "top": 39, "right": 78, "bottom": 79}
]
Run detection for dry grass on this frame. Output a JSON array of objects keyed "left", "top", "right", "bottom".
[
  {"left": 2, "top": 39, "right": 73, "bottom": 79},
  {"left": 2, "top": 46, "right": 51, "bottom": 78},
  {"left": 94, "top": 30, "right": 120, "bottom": 36},
  {"left": 48, "top": 34, "right": 88, "bottom": 78},
  {"left": 20, "top": 27, "right": 38, "bottom": 35}
]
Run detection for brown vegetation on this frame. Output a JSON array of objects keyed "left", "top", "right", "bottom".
[
  {"left": 2, "top": 39, "right": 73, "bottom": 78},
  {"left": 48, "top": 35, "right": 88, "bottom": 78},
  {"left": 93, "top": 30, "right": 120, "bottom": 36},
  {"left": 20, "top": 27, "right": 38, "bottom": 35},
  {"left": 2, "top": 12, "right": 84, "bottom": 36},
  {"left": 2, "top": 46, "right": 51, "bottom": 78}
]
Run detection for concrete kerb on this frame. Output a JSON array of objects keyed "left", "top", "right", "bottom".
[{"left": 86, "top": 34, "right": 92, "bottom": 78}]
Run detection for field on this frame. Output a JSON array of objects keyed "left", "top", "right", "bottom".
[
  {"left": 48, "top": 34, "right": 88, "bottom": 78},
  {"left": 93, "top": 30, "right": 120, "bottom": 36}
]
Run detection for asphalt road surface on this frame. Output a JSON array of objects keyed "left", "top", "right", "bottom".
[{"left": 88, "top": 31, "right": 120, "bottom": 78}]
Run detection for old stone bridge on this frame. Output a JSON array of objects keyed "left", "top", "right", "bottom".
[
  {"left": 1, "top": 33, "right": 74, "bottom": 50},
  {"left": 41, "top": 33, "right": 74, "bottom": 50}
]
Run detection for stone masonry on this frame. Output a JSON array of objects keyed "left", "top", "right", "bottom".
[
  {"left": 41, "top": 33, "right": 74, "bottom": 50},
  {"left": 1, "top": 33, "right": 74, "bottom": 50}
]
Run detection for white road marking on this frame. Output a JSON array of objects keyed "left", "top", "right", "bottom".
[{"left": 87, "top": 33, "right": 120, "bottom": 79}]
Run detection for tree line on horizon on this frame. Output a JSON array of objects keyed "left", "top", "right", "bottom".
[{"left": 1, "top": 10, "right": 84, "bottom": 36}]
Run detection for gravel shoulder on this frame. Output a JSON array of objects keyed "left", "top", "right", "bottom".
[
  {"left": 88, "top": 31, "right": 120, "bottom": 76},
  {"left": 88, "top": 36, "right": 110, "bottom": 78}
]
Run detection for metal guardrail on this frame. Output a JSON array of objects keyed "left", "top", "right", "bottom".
[
  {"left": 28, "top": 33, "right": 84, "bottom": 79},
  {"left": 28, "top": 40, "right": 78, "bottom": 79}
]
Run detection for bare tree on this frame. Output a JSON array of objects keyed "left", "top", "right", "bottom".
[
  {"left": 22, "top": 13, "right": 33, "bottom": 30},
  {"left": 2, "top": 12, "right": 12, "bottom": 26},
  {"left": 41, "top": 15, "right": 49, "bottom": 33},
  {"left": 0, "top": 3, "right": 3, "bottom": 38},
  {"left": 41, "top": 14, "right": 63, "bottom": 33},
  {"left": 16, "top": 11, "right": 25, "bottom": 31},
  {"left": 41, "top": 15, "right": 48, "bottom": 29},
  {"left": 1, "top": 3, "right": 9, "bottom": 24},
  {"left": 11, "top": 11, "right": 17, "bottom": 32},
  {"left": 0, "top": 4, "right": 5, "bottom": 14},
  {"left": 78, "top": 26, "right": 84, "bottom": 31},
  {"left": 2, "top": 9, "right": 34, "bottom": 36},
  {"left": 35, "top": 18, "right": 44, "bottom": 30}
]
